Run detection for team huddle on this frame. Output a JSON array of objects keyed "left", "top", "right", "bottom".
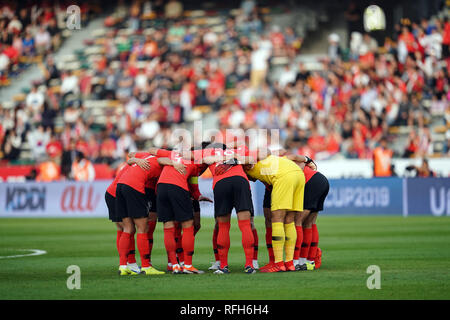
[{"left": 104, "top": 140, "right": 330, "bottom": 275}]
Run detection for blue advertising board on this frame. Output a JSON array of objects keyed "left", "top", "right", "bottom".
[
  {"left": 405, "top": 178, "right": 450, "bottom": 216},
  {"left": 324, "top": 178, "right": 403, "bottom": 215},
  {"left": 1, "top": 178, "right": 449, "bottom": 217}
]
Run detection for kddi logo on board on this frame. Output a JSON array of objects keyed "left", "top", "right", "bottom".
[
  {"left": 60, "top": 185, "right": 101, "bottom": 212},
  {"left": 5, "top": 186, "right": 46, "bottom": 211}
]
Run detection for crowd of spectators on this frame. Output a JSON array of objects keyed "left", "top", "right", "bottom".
[
  {"left": 0, "top": 0, "right": 449, "bottom": 181},
  {"left": 0, "top": 1, "right": 96, "bottom": 86}
]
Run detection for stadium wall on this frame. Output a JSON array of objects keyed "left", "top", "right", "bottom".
[{"left": 0, "top": 178, "right": 449, "bottom": 218}]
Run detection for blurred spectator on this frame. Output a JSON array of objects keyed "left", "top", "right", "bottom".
[
  {"left": 34, "top": 26, "right": 51, "bottom": 55},
  {"left": 1, "top": 129, "right": 22, "bottom": 161},
  {"left": 405, "top": 158, "right": 436, "bottom": 177},
  {"left": 373, "top": 137, "right": 393, "bottom": 177},
  {"left": 27, "top": 125, "right": 50, "bottom": 161},
  {"left": 25, "top": 84, "right": 44, "bottom": 115},
  {"left": 327, "top": 33, "right": 342, "bottom": 63},
  {"left": 36, "top": 158, "right": 60, "bottom": 182},
  {"left": 60, "top": 139, "right": 80, "bottom": 179},
  {"left": 71, "top": 152, "right": 95, "bottom": 181},
  {"left": 250, "top": 42, "right": 270, "bottom": 88}
]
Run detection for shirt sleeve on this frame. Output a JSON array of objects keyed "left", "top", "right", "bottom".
[
  {"left": 156, "top": 149, "right": 172, "bottom": 158},
  {"left": 134, "top": 152, "right": 150, "bottom": 159}
]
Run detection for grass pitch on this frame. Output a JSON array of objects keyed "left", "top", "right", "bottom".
[{"left": 0, "top": 216, "right": 449, "bottom": 300}]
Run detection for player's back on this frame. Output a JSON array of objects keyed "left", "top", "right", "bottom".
[
  {"left": 207, "top": 148, "right": 248, "bottom": 188},
  {"left": 247, "top": 155, "right": 302, "bottom": 185},
  {"left": 157, "top": 154, "right": 202, "bottom": 192},
  {"left": 118, "top": 153, "right": 162, "bottom": 193},
  {"left": 106, "top": 163, "right": 129, "bottom": 196}
]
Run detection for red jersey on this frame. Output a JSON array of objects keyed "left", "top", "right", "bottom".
[
  {"left": 204, "top": 147, "right": 250, "bottom": 189},
  {"left": 303, "top": 165, "right": 317, "bottom": 183},
  {"left": 117, "top": 152, "right": 163, "bottom": 194},
  {"left": 156, "top": 149, "right": 206, "bottom": 199},
  {"left": 106, "top": 164, "right": 129, "bottom": 197}
]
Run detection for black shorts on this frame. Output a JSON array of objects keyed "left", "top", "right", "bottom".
[
  {"left": 157, "top": 183, "right": 194, "bottom": 223},
  {"left": 263, "top": 187, "right": 272, "bottom": 209},
  {"left": 105, "top": 191, "right": 121, "bottom": 222},
  {"left": 213, "top": 176, "right": 253, "bottom": 217},
  {"left": 145, "top": 188, "right": 157, "bottom": 213},
  {"left": 115, "top": 183, "right": 150, "bottom": 219},
  {"left": 304, "top": 172, "right": 330, "bottom": 212},
  {"left": 192, "top": 199, "right": 200, "bottom": 212}
]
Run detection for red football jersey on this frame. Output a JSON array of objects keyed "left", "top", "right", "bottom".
[
  {"left": 106, "top": 163, "right": 129, "bottom": 197},
  {"left": 303, "top": 165, "right": 317, "bottom": 183},
  {"left": 205, "top": 147, "right": 250, "bottom": 189},
  {"left": 156, "top": 149, "right": 206, "bottom": 196},
  {"left": 117, "top": 152, "right": 163, "bottom": 194}
]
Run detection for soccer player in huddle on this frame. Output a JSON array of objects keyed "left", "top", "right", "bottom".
[
  {"left": 198, "top": 142, "right": 258, "bottom": 274},
  {"left": 215, "top": 148, "right": 310, "bottom": 272},
  {"left": 153, "top": 146, "right": 211, "bottom": 274},
  {"left": 114, "top": 151, "right": 185, "bottom": 275},
  {"left": 288, "top": 154, "right": 329, "bottom": 271},
  {"left": 105, "top": 155, "right": 149, "bottom": 274},
  {"left": 170, "top": 180, "right": 205, "bottom": 271},
  {"left": 262, "top": 152, "right": 329, "bottom": 271}
]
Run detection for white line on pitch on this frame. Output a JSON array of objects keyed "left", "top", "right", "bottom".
[{"left": 0, "top": 249, "right": 47, "bottom": 259}]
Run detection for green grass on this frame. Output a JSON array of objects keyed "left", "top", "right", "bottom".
[{"left": 0, "top": 216, "right": 449, "bottom": 300}]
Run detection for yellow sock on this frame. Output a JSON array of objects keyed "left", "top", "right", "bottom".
[
  {"left": 272, "top": 222, "right": 285, "bottom": 263},
  {"left": 284, "top": 222, "right": 297, "bottom": 262}
]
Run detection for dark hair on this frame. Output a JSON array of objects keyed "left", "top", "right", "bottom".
[{"left": 204, "top": 142, "right": 226, "bottom": 150}]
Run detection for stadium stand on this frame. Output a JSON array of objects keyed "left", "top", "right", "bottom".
[{"left": 0, "top": 0, "right": 448, "bottom": 181}]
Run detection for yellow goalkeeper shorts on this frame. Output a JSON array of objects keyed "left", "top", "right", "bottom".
[{"left": 270, "top": 170, "right": 305, "bottom": 212}]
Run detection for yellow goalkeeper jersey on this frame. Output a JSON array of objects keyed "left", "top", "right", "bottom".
[{"left": 246, "top": 155, "right": 302, "bottom": 185}]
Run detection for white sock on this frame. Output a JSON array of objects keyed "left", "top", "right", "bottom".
[
  {"left": 307, "top": 259, "right": 314, "bottom": 264},
  {"left": 184, "top": 264, "right": 192, "bottom": 268},
  {"left": 293, "top": 259, "right": 299, "bottom": 265},
  {"left": 120, "top": 265, "right": 127, "bottom": 268},
  {"left": 299, "top": 258, "right": 306, "bottom": 265}
]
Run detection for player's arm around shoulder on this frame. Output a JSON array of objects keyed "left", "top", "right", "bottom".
[
  {"left": 157, "top": 157, "right": 186, "bottom": 175},
  {"left": 127, "top": 157, "right": 151, "bottom": 170}
]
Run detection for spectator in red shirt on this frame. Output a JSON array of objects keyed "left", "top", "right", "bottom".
[
  {"left": 45, "top": 134, "right": 63, "bottom": 158},
  {"left": 398, "top": 26, "right": 417, "bottom": 53}
]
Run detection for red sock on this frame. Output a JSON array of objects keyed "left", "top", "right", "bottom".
[
  {"left": 147, "top": 221, "right": 156, "bottom": 260},
  {"left": 238, "top": 220, "right": 255, "bottom": 268},
  {"left": 294, "top": 226, "right": 303, "bottom": 260},
  {"left": 118, "top": 232, "right": 132, "bottom": 266},
  {"left": 137, "top": 233, "right": 150, "bottom": 268},
  {"left": 265, "top": 227, "right": 275, "bottom": 263},
  {"left": 212, "top": 226, "right": 219, "bottom": 261},
  {"left": 127, "top": 232, "right": 136, "bottom": 264},
  {"left": 300, "top": 227, "right": 312, "bottom": 259},
  {"left": 308, "top": 224, "right": 319, "bottom": 261},
  {"left": 175, "top": 223, "right": 184, "bottom": 263},
  {"left": 164, "top": 227, "right": 178, "bottom": 265},
  {"left": 182, "top": 226, "right": 195, "bottom": 266},
  {"left": 217, "top": 221, "right": 231, "bottom": 268},
  {"left": 252, "top": 228, "right": 259, "bottom": 260},
  {"left": 116, "top": 230, "right": 123, "bottom": 255}
]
